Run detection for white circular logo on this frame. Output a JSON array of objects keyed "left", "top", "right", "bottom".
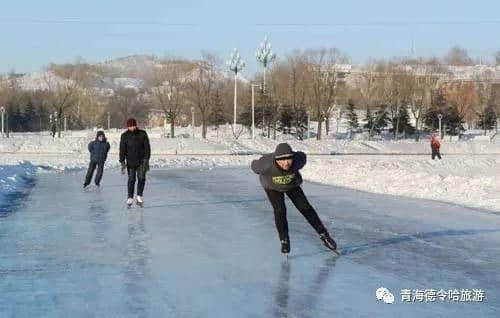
[
  {"left": 383, "top": 292, "right": 395, "bottom": 304},
  {"left": 376, "top": 287, "right": 394, "bottom": 304},
  {"left": 376, "top": 287, "right": 389, "bottom": 300}
]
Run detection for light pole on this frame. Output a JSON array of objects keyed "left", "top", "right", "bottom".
[
  {"left": 167, "top": 92, "right": 172, "bottom": 138},
  {"left": 438, "top": 113, "right": 443, "bottom": 139},
  {"left": 0, "top": 106, "right": 5, "bottom": 138},
  {"left": 54, "top": 111, "right": 58, "bottom": 138},
  {"left": 191, "top": 106, "right": 195, "bottom": 139},
  {"left": 307, "top": 111, "right": 311, "bottom": 139},
  {"left": 64, "top": 115, "right": 67, "bottom": 133},
  {"left": 255, "top": 35, "right": 276, "bottom": 93},
  {"left": 251, "top": 84, "right": 261, "bottom": 140},
  {"left": 336, "top": 109, "right": 342, "bottom": 136},
  {"left": 107, "top": 112, "right": 111, "bottom": 130},
  {"left": 227, "top": 48, "right": 246, "bottom": 134}
]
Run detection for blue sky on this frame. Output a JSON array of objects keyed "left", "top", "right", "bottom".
[{"left": 1, "top": 0, "right": 499, "bottom": 74}]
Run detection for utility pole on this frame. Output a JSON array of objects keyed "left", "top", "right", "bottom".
[
  {"left": 191, "top": 107, "right": 195, "bottom": 139},
  {"left": 0, "top": 106, "right": 5, "bottom": 138}
]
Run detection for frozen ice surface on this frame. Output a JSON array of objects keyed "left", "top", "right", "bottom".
[{"left": 0, "top": 167, "right": 499, "bottom": 317}]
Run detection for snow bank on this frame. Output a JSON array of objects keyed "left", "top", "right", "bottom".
[
  {"left": 2, "top": 130, "right": 500, "bottom": 213},
  {"left": 0, "top": 162, "right": 37, "bottom": 214},
  {"left": 303, "top": 156, "right": 500, "bottom": 212}
]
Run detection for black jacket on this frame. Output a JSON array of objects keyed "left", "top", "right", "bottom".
[
  {"left": 251, "top": 143, "right": 306, "bottom": 192},
  {"left": 88, "top": 131, "right": 110, "bottom": 163},
  {"left": 119, "top": 129, "right": 151, "bottom": 167}
]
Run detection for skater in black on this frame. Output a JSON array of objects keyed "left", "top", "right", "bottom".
[
  {"left": 119, "top": 118, "right": 151, "bottom": 207},
  {"left": 251, "top": 143, "right": 338, "bottom": 255},
  {"left": 84, "top": 130, "right": 110, "bottom": 188}
]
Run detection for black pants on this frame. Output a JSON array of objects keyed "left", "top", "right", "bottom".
[
  {"left": 84, "top": 161, "right": 104, "bottom": 186},
  {"left": 432, "top": 147, "right": 442, "bottom": 160},
  {"left": 127, "top": 166, "right": 146, "bottom": 198},
  {"left": 264, "top": 187, "right": 327, "bottom": 241}
]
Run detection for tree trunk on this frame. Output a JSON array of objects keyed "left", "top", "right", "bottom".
[
  {"left": 415, "top": 117, "right": 420, "bottom": 141},
  {"left": 201, "top": 112, "right": 207, "bottom": 139},
  {"left": 170, "top": 115, "right": 175, "bottom": 138},
  {"left": 325, "top": 115, "right": 330, "bottom": 136},
  {"left": 317, "top": 119, "right": 322, "bottom": 140}
]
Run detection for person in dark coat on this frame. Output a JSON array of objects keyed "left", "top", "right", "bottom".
[
  {"left": 119, "top": 118, "right": 151, "bottom": 206},
  {"left": 84, "top": 130, "right": 110, "bottom": 188},
  {"left": 251, "top": 143, "right": 338, "bottom": 255}
]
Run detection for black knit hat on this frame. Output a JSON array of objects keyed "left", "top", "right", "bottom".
[
  {"left": 274, "top": 143, "right": 294, "bottom": 160},
  {"left": 96, "top": 130, "right": 106, "bottom": 140}
]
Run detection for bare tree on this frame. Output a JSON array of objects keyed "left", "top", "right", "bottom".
[
  {"left": 407, "top": 64, "right": 441, "bottom": 141},
  {"left": 473, "top": 73, "right": 494, "bottom": 135},
  {"left": 357, "top": 63, "right": 381, "bottom": 138},
  {"left": 186, "top": 52, "right": 219, "bottom": 139},
  {"left": 151, "top": 60, "right": 193, "bottom": 137},
  {"left": 42, "top": 72, "right": 81, "bottom": 137},
  {"left": 305, "top": 48, "right": 348, "bottom": 140},
  {"left": 443, "top": 81, "right": 476, "bottom": 132},
  {"left": 107, "top": 88, "right": 150, "bottom": 128}
]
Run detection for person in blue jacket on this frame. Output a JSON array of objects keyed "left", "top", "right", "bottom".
[{"left": 84, "top": 130, "right": 110, "bottom": 188}]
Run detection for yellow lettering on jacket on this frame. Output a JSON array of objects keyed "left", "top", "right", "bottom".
[{"left": 272, "top": 174, "right": 295, "bottom": 185}]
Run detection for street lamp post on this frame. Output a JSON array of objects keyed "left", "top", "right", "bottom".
[
  {"left": 107, "top": 112, "right": 111, "bottom": 130},
  {"left": 251, "top": 84, "right": 261, "bottom": 140},
  {"left": 255, "top": 36, "right": 276, "bottom": 93},
  {"left": 191, "top": 107, "right": 195, "bottom": 139},
  {"left": 227, "top": 48, "right": 246, "bottom": 134},
  {"left": 307, "top": 111, "right": 311, "bottom": 139},
  {"left": 64, "top": 116, "right": 67, "bottom": 133},
  {"left": 0, "top": 106, "right": 5, "bottom": 138},
  {"left": 54, "top": 111, "right": 59, "bottom": 138},
  {"left": 438, "top": 114, "right": 443, "bottom": 139}
]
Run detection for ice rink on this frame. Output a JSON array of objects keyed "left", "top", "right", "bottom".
[{"left": 1, "top": 167, "right": 499, "bottom": 317}]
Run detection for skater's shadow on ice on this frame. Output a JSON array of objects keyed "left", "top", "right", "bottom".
[
  {"left": 340, "top": 228, "right": 500, "bottom": 256},
  {"left": 273, "top": 257, "right": 338, "bottom": 318}
]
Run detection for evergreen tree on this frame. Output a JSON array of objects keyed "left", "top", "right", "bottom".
[
  {"left": 23, "top": 99, "right": 38, "bottom": 131},
  {"left": 375, "top": 106, "right": 390, "bottom": 131},
  {"left": 346, "top": 101, "right": 359, "bottom": 132},
  {"left": 398, "top": 107, "right": 415, "bottom": 136},
  {"left": 477, "top": 106, "right": 497, "bottom": 132},
  {"left": 278, "top": 105, "right": 293, "bottom": 133},
  {"left": 444, "top": 106, "right": 465, "bottom": 136},
  {"left": 363, "top": 107, "right": 375, "bottom": 130},
  {"left": 208, "top": 95, "right": 226, "bottom": 129},
  {"left": 238, "top": 107, "right": 252, "bottom": 129}
]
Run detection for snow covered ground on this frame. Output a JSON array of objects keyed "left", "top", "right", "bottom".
[
  {"left": 0, "top": 162, "right": 37, "bottom": 215},
  {"left": 1, "top": 126, "right": 499, "bottom": 212}
]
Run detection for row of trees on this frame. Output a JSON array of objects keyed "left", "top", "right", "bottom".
[{"left": 1, "top": 47, "right": 499, "bottom": 139}]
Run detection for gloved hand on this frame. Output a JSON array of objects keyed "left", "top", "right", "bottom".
[
  {"left": 120, "top": 162, "right": 126, "bottom": 175},
  {"left": 140, "top": 159, "right": 150, "bottom": 176}
]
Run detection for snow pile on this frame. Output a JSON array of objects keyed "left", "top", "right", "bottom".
[
  {"left": 0, "top": 162, "right": 37, "bottom": 214},
  {"left": 303, "top": 156, "right": 500, "bottom": 212},
  {"left": 2, "top": 129, "right": 500, "bottom": 212}
]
